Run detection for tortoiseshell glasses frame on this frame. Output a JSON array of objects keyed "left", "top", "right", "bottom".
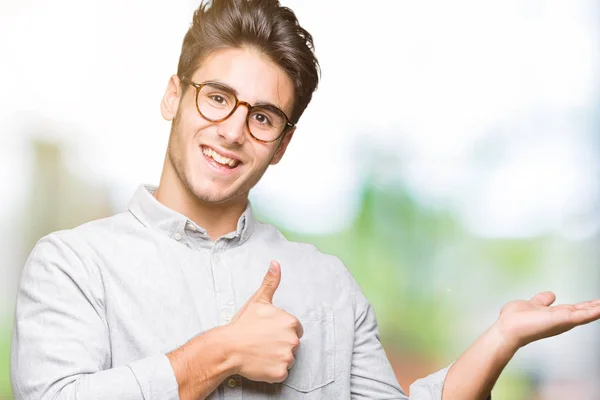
[{"left": 181, "top": 77, "right": 296, "bottom": 144}]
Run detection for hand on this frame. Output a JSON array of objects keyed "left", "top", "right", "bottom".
[
  {"left": 226, "top": 260, "right": 303, "bottom": 383},
  {"left": 496, "top": 291, "right": 600, "bottom": 351}
]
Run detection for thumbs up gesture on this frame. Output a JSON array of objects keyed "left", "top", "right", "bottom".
[{"left": 226, "top": 261, "right": 304, "bottom": 383}]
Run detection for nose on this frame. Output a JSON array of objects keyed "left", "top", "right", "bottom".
[{"left": 217, "top": 104, "right": 249, "bottom": 145}]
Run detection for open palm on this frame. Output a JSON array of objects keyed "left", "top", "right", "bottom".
[{"left": 497, "top": 291, "right": 600, "bottom": 349}]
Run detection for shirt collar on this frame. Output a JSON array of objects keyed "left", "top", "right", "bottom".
[{"left": 128, "top": 184, "right": 256, "bottom": 247}]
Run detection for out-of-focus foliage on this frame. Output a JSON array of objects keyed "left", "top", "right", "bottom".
[{"left": 0, "top": 325, "right": 12, "bottom": 400}]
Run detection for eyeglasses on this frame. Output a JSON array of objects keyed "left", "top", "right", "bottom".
[{"left": 181, "top": 77, "right": 295, "bottom": 143}]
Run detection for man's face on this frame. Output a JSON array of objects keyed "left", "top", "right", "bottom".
[{"left": 161, "top": 47, "right": 296, "bottom": 205}]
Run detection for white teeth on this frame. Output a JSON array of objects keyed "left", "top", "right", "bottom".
[{"left": 202, "top": 147, "right": 237, "bottom": 167}]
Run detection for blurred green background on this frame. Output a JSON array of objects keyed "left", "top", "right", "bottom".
[{"left": 1, "top": 1, "right": 599, "bottom": 399}]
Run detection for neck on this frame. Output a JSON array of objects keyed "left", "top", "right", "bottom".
[{"left": 154, "top": 155, "right": 248, "bottom": 241}]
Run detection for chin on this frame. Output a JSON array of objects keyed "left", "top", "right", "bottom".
[
  {"left": 189, "top": 183, "right": 241, "bottom": 205},
  {"left": 191, "top": 188, "right": 229, "bottom": 204}
]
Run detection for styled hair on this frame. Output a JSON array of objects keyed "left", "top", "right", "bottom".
[{"left": 177, "top": 0, "right": 320, "bottom": 123}]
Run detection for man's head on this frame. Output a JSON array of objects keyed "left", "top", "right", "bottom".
[
  {"left": 160, "top": 0, "right": 319, "bottom": 207},
  {"left": 178, "top": 0, "right": 320, "bottom": 124}
]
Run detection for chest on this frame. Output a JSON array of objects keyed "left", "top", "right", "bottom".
[
  {"left": 96, "top": 241, "right": 353, "bottom": 361},
  {"left": 96, "top": 242, "right": 354, "bottom": 398}
]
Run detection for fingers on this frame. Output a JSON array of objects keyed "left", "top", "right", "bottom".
[
  {"left": 252, "top": 260, "right": 281, "bottom": 304},
  {"left": 282, "top": 311, "right": 304, "bottom": 338},
  {"left": 288, "top": 340, "right": 299, "bottom": 370},
  {"left": 573, "top": 298, "right": 600, "bottom": 310},
  {"left": 570, "top": 304, "right": 600, "bottom": 325},
  {"left": 569, "top": 298, "right": 600, "bottom": 325},
  {"left": 530, "top": 291, "right": 556, "bottom": 307},
  {"left": 295, "top": 319, "right": 304, "bottom": 339},
  {"left": 287, "top": 355, "right": 296, "bottom": 370},
  {"left": 291, "top": 339, "right": 300, "bottom": 355}
]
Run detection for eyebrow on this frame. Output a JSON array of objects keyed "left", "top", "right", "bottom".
[{"left": 206, "top": 79, "right": 287, "bottom": 113}]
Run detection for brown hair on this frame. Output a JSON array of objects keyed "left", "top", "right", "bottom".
[{"left": 177, "top": 0, "right": 320, "bottom": 123}]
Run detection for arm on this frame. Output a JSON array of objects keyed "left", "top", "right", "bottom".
[
  {"left": 440, "top": 323, "right": 510, "bottom": 399},
  {"left": 441, "top": 292, "right": 600, "bottom": 399},
  {"left": 343, "top": 266, "right": 408, "bottom": 399},
  {"left": 350, "top": 300, "right": 409, "bottom": 399},
  {"left": 166, "top": 326, "right": 238, "bottom": 400},
  {"left": 11, "top": 233, "right": 179, "bottom": 400},
  {"left": 342, "top": 263, "right": 455, "bottom": 400},
  {"left": 344, "top": 261, "right": 600, "bottom": 400},
  {"left": 11, "top": 235, "right": 300, "bottom": 400}
]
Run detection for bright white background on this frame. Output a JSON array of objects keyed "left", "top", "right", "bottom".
[{"left": 1, "top": 0, "right": 598, "bottom": 237}]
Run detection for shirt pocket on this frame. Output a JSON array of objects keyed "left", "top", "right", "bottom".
[{"left": 281, "top": 306, "right": 335, "bottom": 392}]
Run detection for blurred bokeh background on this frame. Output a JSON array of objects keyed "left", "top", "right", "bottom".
[{"left": 1, "top": 0, "right": 599, "bottom": 399}]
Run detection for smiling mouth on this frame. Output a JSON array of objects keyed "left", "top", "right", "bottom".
[{"left": 201, "top": 145, "right": 241, "bottom": 169}]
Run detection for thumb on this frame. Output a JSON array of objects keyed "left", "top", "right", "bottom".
[
  {"left": 253, "top": 260, "right": 281, "bottom": 303},
  {"left": 530, "top": 291, "right": 556, "bottom": 307}
]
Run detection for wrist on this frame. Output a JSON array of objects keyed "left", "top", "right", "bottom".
[
  {"left": 442, "top": 321, "right": 519, "bottom": 398},
  {"left": 167, "top": 325, "right": 241, "bottom": 394},
  {"left": 216, "top": 324, "right": 243, "bottom": 376},
  {"left": 489, "top": 320, "right": 521, "bottom": 358}
]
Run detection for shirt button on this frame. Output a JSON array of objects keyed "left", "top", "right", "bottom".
[
  {"left": 174, "top": 232, "right": 182, "bottom": 241},
  {"left": 187, "top": 223, "right": 197, "bottom": 232},
  {"left": 227, "top": 378, "right": 237, "bottom": 388},
  {"left": 222, "top": 311, "right": 233, "bottom": 322}
]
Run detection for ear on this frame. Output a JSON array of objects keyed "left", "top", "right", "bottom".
[
  {"left": 161, "top": 75, "right": 183, "bottom": 121},
  {"left": 270, "top": 128, "right": 295, "bottom": 165}
]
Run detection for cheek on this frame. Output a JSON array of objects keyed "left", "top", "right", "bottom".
[
  {"left": 250, "top": 146, "right": 277, "bottom": 168},
  {"left": 175, "top": 117, "right": 211, "bottom": 149}
]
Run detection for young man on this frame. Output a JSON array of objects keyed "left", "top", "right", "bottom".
[{"left": 10, "top": 1, "right": 600, "bottom": 399}]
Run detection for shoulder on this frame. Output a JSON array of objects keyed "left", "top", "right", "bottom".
[
  {"left": 19, "top": 214, "right": 136, "bottom": 302},
  {"left": 27, "top": 211, "right": 138, "bottom": 271},
  {"left": 71, "top": 210, "right": 142, "bottom": 238}
]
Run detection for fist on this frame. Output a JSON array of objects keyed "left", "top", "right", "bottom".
[{"left": 226, "top": 261, "right": 304, "bottom": 383}]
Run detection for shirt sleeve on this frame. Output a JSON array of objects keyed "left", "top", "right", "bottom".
[
  {"left": 408, "top": 365, "right": 452, "bottom": 398},
  {"left": 346, "top": 267, "right": 454, "bottom": 400},
  {"left": 10, "top": 232, "right": 179, "bottom": 400},
  {"left": 410, "top": 369, "right": 491, "bottom": 400}
]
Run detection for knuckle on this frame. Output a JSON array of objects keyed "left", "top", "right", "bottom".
[
  {"left": 272, "top": 367, "right": 288, "bottom": 382},
  {"left": 286, "top": 316, "right": 301, "bottom": 331},
  {"left": 290, "top": 336, "right": 300, "bottom": 348},
  {"left": 283, "top": 351, "right": 294, "bottom": 364},
  {"left": 278, "top": 367, "right": 289, "bottom": 381}
]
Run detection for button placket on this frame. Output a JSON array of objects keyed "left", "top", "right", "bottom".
[
  {"left": 224, "top": 375, "right": 242, "bottom": 399},
  {"left": 211, "top": 241, "right": 236, "bottom": 328},
  {"left": 221, "top": 310, "right": 233, "bottom": 323}
]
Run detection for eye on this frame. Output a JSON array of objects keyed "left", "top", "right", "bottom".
[
  {"left": 209, "top": 95, "right": 227, "bottom": 105},
  {"left": 252, "top": 113, "right": 272, "bottom": 126}
]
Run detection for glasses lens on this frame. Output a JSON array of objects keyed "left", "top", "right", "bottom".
[
  {"left": 197, "top": 83, "right": 236, "bottom": 121},
  {"left": 248, "top": 105, "right": 287, "bottom": 142}
]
